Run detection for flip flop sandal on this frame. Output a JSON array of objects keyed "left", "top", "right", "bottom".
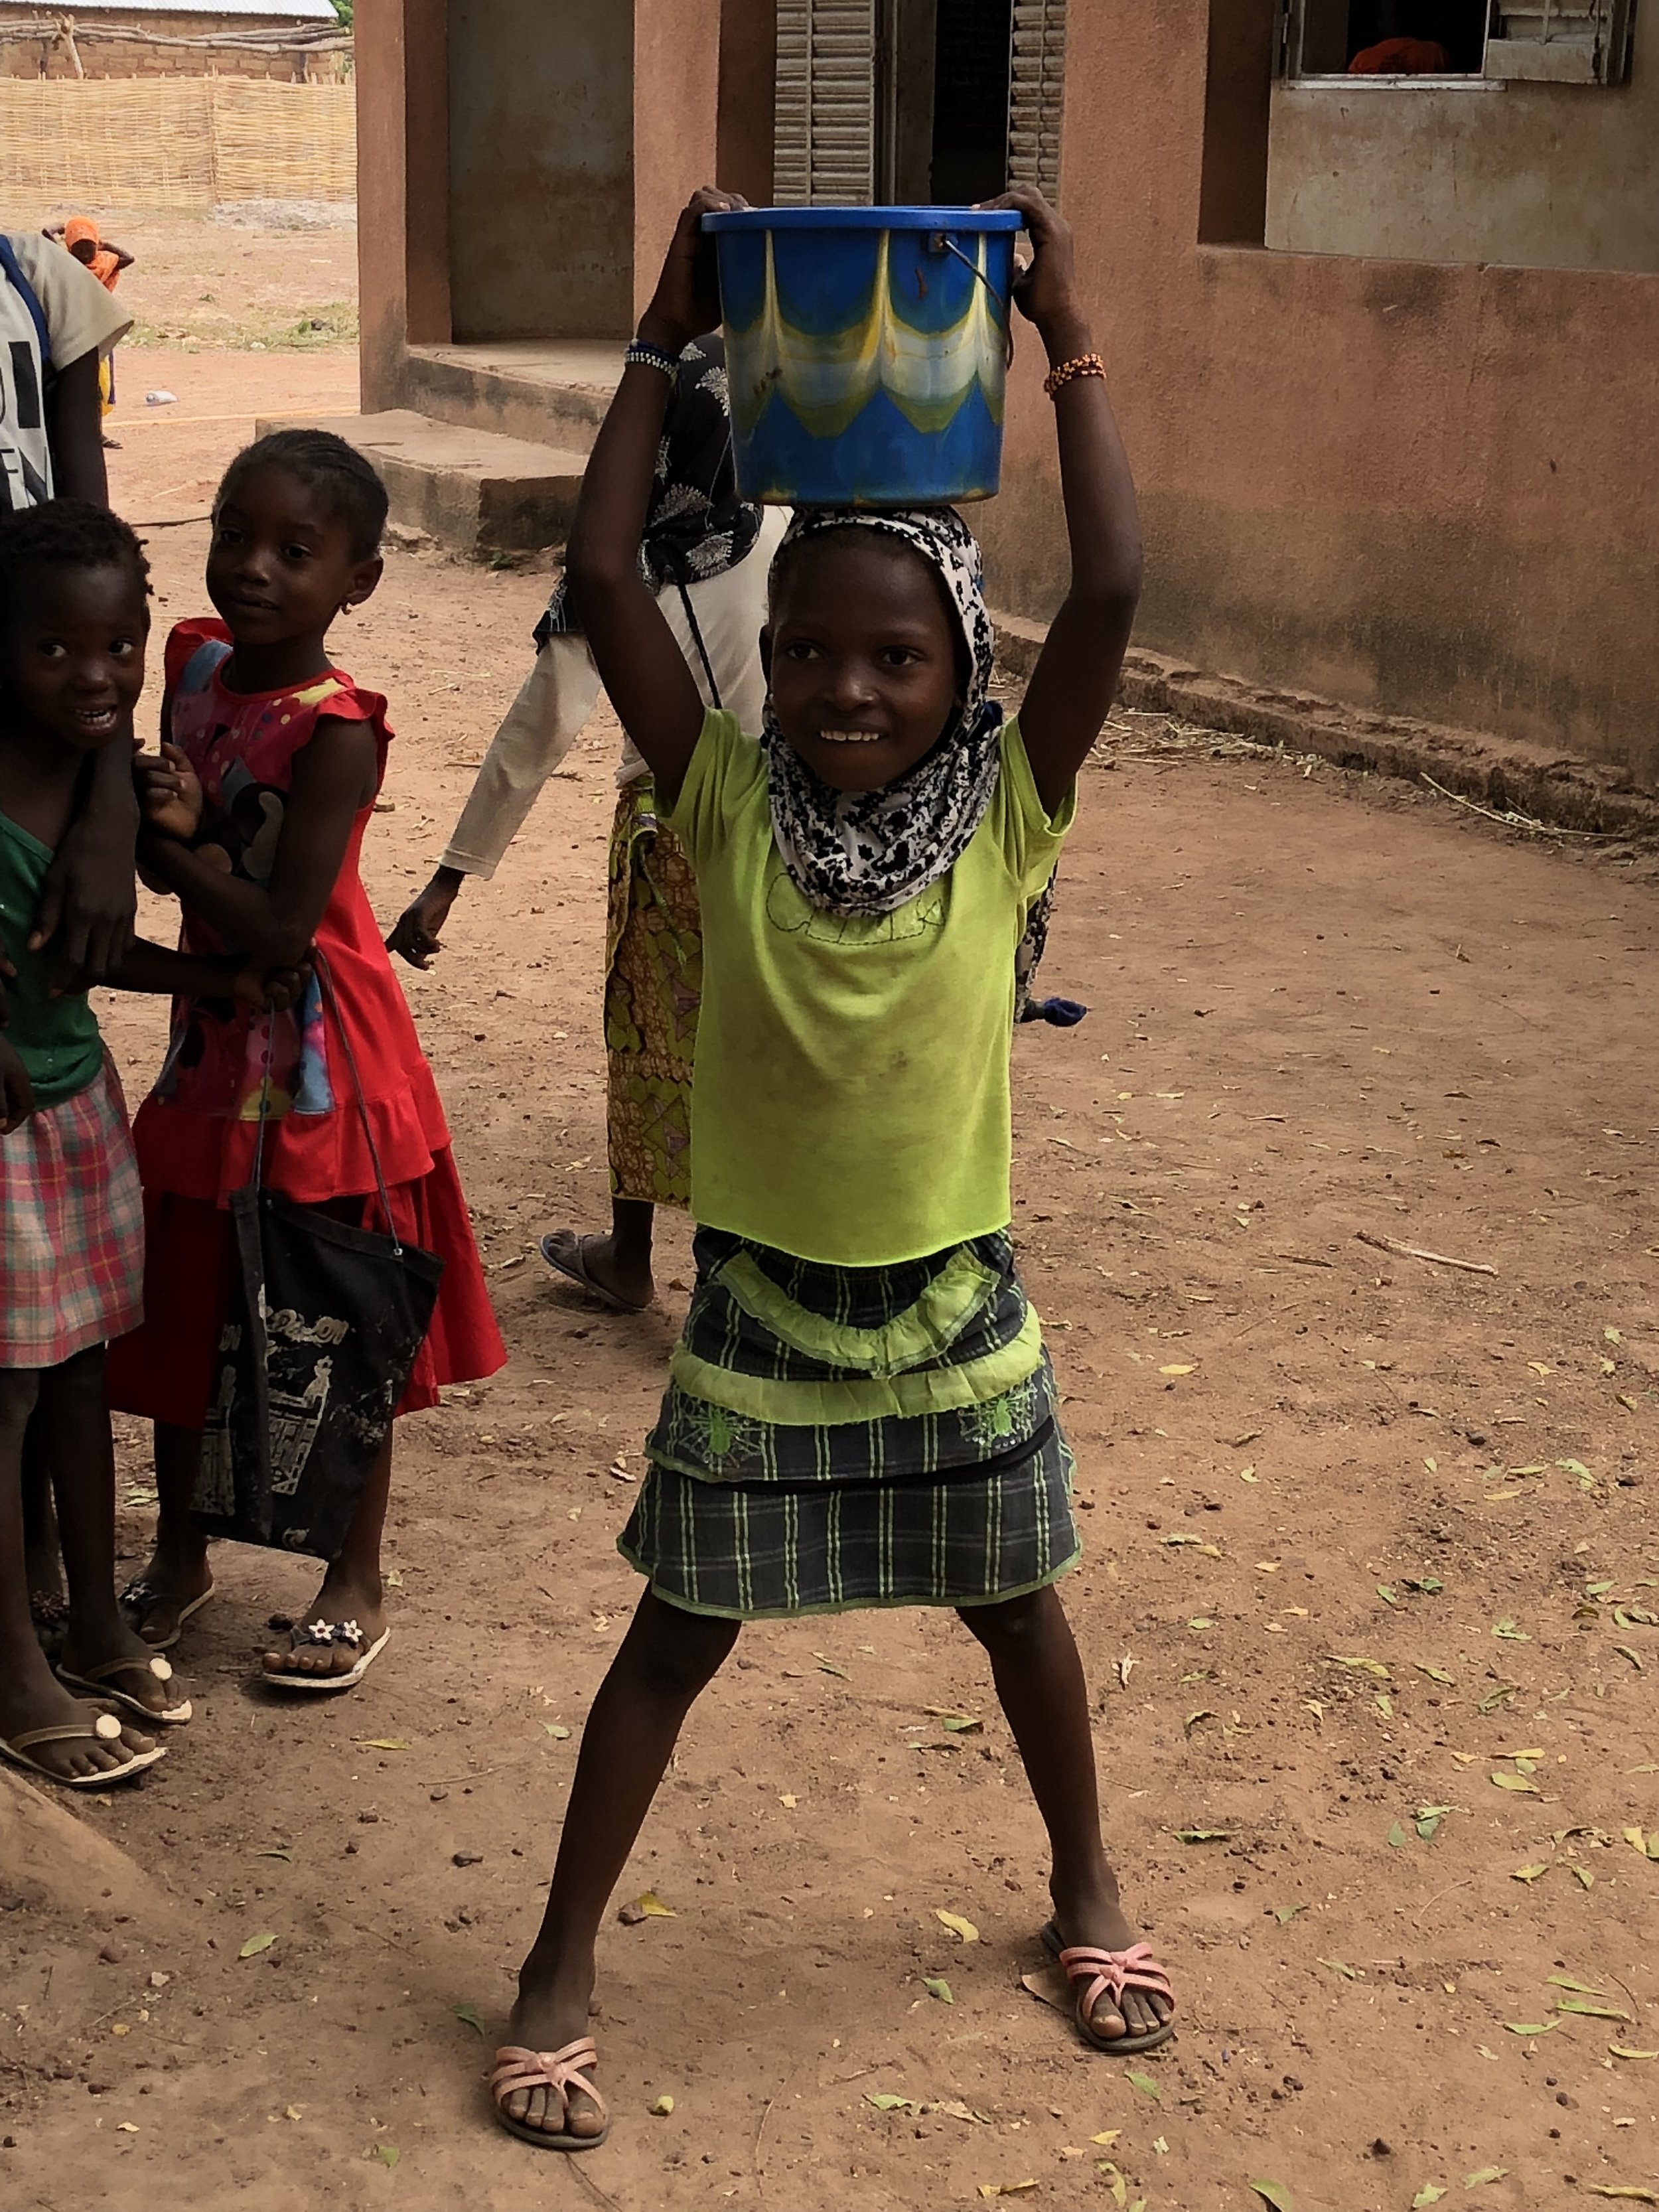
[
  {"left": 117, "top": 1578, "right": 215, "bottom": 1653},
  {"left": 57, "top": 1653, "right": 192, "bottom": 1726},
  {"left": 539, "top": 1231, "right": 652, "bottom": 1315},
  {"left": 0, "top": 1704, "right": 167, "bottom": 1790},
  {"left": 490, "top": 2037, "right": 611, "bottom": 2152},
  {"left": 1041, "top": 1919, "right": 1177, "bottom": 2055},
  {"left": 263, "top": 1618, "right": 390, "bottom": 1693}
]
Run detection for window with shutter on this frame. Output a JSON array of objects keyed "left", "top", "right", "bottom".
[
  {"left": 774, "top": 0, "right": 878, "bottom": 205},
  {"left": 1276, "top": 0, "right": 1634, "bottom": 80},
  {"left": 1484, "top": 0, "right": 1634, "bottom": 81},
  {"left": 1007, "top": 0, "right": 1066, "bottom": 200}
]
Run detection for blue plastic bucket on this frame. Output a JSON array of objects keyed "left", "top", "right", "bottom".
[{"left": 703, "top": 206, "right": 1021, "bottom": 508}]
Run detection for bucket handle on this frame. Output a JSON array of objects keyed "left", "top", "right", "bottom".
[{"left": 926, "top": 232, "right": 1015, "bottom": 366}]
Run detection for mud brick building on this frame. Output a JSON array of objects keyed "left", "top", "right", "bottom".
[{"left": 351, "top": 1, "right": 1657, "bottom": 787}]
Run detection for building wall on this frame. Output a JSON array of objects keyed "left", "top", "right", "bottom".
[
  {"left": 446, "top": 0, "right": 634, "bottom": 341},
  {"left": 0, "top": 11, "right": 338, "bottom": 80},
  {"left": 1266, "top": 47, "right": 1659, "bottom": 273},
  {"left": 975, "top": 0, "right": 1659, "bottom": 788},
  {"left": 633, "top": 0, "right": 719, "bottom": 320}
]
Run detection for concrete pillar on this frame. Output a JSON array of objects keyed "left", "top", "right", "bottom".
[
  {"left": 717, "top": 0, "right": 778, "bottom": 205},
  {"left": 632, "top": 0, "right": 723, "bottom": 321},
  {"left": 356, "top": 0, "right": 451, "bottom": 408},
  {"left": 1198, "top": 0, "right": 1275, "bottom": 245}
]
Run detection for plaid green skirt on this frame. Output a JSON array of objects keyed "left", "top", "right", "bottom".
[{"left": 618, "top": 1229, "right": 1078, "bottom": 1619}]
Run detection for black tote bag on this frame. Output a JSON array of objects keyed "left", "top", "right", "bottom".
[{"left": 192, "top": 962, "right": 445, "bottom": 1560}]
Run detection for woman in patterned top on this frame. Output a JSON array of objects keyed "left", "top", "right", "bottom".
[{"left": 388, "top": 337, "right": 786, "bottom": 1313}]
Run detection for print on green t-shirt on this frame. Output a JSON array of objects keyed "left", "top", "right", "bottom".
[{"left": 668, "top": 710, "right": 1074, "bottom": 1268}]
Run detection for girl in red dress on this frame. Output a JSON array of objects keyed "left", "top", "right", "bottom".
[{"left": 108, "top": 430, "right": 505, "bottom": 1688}]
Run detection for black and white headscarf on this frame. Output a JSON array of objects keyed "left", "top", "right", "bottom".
[{"left": 761, "top": 506, "right": 1001, "bottom": 918}]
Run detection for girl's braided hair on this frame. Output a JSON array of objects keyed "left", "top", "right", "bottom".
[
  {"left": 216, "top": 429, "right": 389, "bottom": 559},
  {"left": 0, "top": 499, "right": 151, "bottom": 625}
]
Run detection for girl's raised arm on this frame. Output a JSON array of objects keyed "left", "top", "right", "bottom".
[
  {"left": 983, "top": 190, "right": 1143, "bottom": 818},
  {"left": 565, "top": 189, "right": 745, "bottom": 810}
]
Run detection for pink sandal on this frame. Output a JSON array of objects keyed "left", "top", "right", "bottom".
[
  {"left": 490, "top": 2037, "right": 611, "bottom": 2151},
  {"left": 1041, "top": 1919, "right": 1176, "bottom": 2054}
]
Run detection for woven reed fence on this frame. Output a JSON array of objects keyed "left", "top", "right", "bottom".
[{"left": 0, "top": 77, "right": 355, "bottom": 208}]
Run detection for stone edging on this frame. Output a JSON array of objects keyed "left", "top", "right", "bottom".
[{"left": 991, "top": 612, "right": 1659, "bottom": 839}]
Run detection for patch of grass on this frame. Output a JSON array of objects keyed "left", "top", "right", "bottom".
[{"left": 126, "top": 299, "right": 359, "bottom": 352}]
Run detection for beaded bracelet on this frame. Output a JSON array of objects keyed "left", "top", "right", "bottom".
[
  {"left": 1043, "top": 352, "right": 1108, "bottom": 400},
  {"left": 623, "top": 338, "right": 680, "bottom": 380}
]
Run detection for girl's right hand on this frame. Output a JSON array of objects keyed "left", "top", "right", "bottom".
[
  {"left": 0, "top": 1033, "right": 35, "bottom": 1134},
  {"left": 640, "top": 186, "right": 749, "bottom": 353},
  {"left": 136, "top": 743, "right": 205, "bottom": 842},
  {"left": 977, "top": 186, "right": 1086, "bottom": 354},
  {"left": 386, "top": 871, "right": 462, "bottom": 970}
]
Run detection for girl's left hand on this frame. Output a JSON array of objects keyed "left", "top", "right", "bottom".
[
  {"left": 233, "top": 958, "right": 313, "bottom": 1013},
  {"left": 977, "top": 186, "right": 1084, "bottom": 350},
  {"left": 136, "top": 742, "right": 204, "bottom": 842},
  {"left": 0, "top": 1033, "right": 35, "bottom": 1134},
  {"left": 640, "top": 186, "right": 749, "bottom": 352}
]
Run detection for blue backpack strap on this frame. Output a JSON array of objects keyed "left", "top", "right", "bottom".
[{"left": 0, "top": 237, "right": 50, "bottom": 372}]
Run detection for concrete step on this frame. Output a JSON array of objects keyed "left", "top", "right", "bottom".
[
  {"left": 253, "top": 408, "right": 589, "bottom": 555},
  {"left": 401, "top": 340, "right": 622, "bottom": 455}
]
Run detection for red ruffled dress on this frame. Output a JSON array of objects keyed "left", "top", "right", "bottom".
[{"left": 106, "top": 620, "right": 505, "bottom": 1425}]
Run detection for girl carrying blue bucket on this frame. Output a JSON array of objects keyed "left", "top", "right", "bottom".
[{"left": 492, "top": 185, "right": 1171, "bottom": 2152}]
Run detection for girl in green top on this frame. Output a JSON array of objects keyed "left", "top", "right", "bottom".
[
  {"left": 492, "top": 187, "right": 1171, "bottom": 2153},
  {"left": 0, "top": 501, "right": 293, "bottom": 1788}
]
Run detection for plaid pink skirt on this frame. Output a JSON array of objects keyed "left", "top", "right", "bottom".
[{"left": 0, "top": 1056, "right": 144, "bottom": 1368}]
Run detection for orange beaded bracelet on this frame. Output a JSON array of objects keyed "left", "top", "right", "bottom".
[{"left": 1043, "top": 352, "right": 1108, "bottom": 399}]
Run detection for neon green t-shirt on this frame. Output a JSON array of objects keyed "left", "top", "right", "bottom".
[
  {"left": 666, "top": 709, "right": 1073, "bottom": 1267},
  {"left": 0, "top": 809, "right": 103, "bottom": 1112}
]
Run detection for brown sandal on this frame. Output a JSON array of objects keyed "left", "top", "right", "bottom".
[
  {"left": 0, "top": 1705, "right": 166, "bottom": 1789},
  {"left": 58, "top": 1652, "right": 192, "bottom": 1725},
  {"left": 490, "top": 2037, "right": 611, "bottom": 2151}
]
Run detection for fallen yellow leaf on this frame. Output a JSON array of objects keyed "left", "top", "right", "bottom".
[{"left": 935, "top": 1909, "right": 980, "bottom": 1943}]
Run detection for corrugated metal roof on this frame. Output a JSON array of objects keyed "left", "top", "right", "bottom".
[{"left": 0, "top": 1, "right": 342, "bottom": 20}]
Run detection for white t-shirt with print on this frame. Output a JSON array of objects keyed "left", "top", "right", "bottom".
[{"left": 0, "top": 232, "right": 130, "bottom": 510}]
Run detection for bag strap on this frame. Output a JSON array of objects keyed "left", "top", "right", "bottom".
[
  {"left": 673, "top": 578, "right": 723, "bottom": 713},
  {"left": 246, "top": 954, "right": 405, "bottom": 1258},
  {"left": 0, "top": 238, "right": 52, "bottom": 374},
  {"left": 313, "top": 951, "right": 404, "bottom": 1255}
]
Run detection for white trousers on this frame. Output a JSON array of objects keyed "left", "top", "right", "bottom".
[{"left": 439, "top": 508, "right": 787, "bottom": 878}]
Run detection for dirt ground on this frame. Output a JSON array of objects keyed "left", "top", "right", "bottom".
[{"left": 3, "top": 222, "right": 1659, "bottom": 2212}]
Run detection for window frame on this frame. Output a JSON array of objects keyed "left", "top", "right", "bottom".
[{"left": 1274, "top": 0, "right": 1636, "bottom": 85}]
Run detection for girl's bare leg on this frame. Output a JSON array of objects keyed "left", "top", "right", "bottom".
[
  {"left": 121, "top": 1422, "right": 212, "bottom": 1645},
  {"left": 263, "top": 1429, "right": 394, "bottom": 1680},
  {"left": 502, "top": 1589, "right": 739, "bottom": 2138},
  {"left": 0, "top": 1368, "right": 156, "bottom": 1780},
  {"left": 46, "top": 1347, "right": 182, "bottom": 1719},
  {"left": 20, "top": 1416, "right": 64, "bottom": 1623},
  {"left": 959, "top": 1585, "right": 1172, "bottom": 2041}
]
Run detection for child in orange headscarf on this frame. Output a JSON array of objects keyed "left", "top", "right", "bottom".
[
  {"left": 43, "top": 220, "right": 132, "bottom": 440},
  {"left": 56, "top": 218, "right": 129, "bottom": 293}
]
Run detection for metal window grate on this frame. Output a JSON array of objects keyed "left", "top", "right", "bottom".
[
  {"left": 774, "top": 0, "right": 877, "bottom": 205},
  {"left": 1007, "top": 0, "right": 1066, "bottom": 200}
]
